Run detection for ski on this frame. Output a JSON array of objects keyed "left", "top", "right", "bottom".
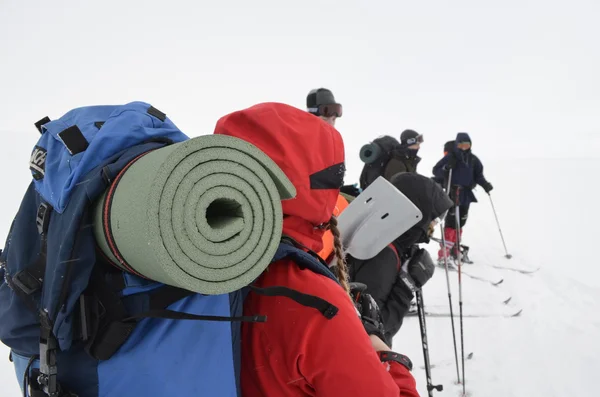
[
  {"left": 461, "top": 270, "right": 504, "bottom": 286},
  {"left": 407, "top": 300, "right": 516, "bottom": 317},
  {"left": 440, "top": 263, "right": 504, "bottom": 286},
  {"left": 487, "top": 264, "right": 540, "bottom": 274},
  {"left": 431, "top": 236, "right": 538, "bottom": 274},
  {"left": 423, "top": 308, "right": 523, "bottom": 318}
]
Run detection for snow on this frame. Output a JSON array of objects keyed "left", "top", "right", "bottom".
[{"left": 394, "top": 158, "right": 600, "bottom": 397}]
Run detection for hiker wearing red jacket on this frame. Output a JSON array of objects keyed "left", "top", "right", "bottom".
[{"left": 214, "top": 103, "right": 419, "bottom": 397}]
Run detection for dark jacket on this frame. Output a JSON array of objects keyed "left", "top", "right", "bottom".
[
  {"left": 383, "top": 147, "right": 421, "bottom": 180},
  {"left": 347, "top": 173, "right": 453, "bottom": 346},
  {"left": 432, "top": 133, "right": 489, "bottom": 206}
]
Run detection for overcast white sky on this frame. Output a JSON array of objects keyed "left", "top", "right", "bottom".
[{"left": 1, "top": 0, "right": 599, "bottom": 190}]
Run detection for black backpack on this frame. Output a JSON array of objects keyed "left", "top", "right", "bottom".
[{"left": 359, "top": 135, "right": 401, "bottom": 190}]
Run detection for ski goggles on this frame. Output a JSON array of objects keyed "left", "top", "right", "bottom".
[
  {"left": 405, "top": 134, "right": 424, "bottom": 145},
  {"left": 308, "top": 103, "right": 343, "bottom": 118}
]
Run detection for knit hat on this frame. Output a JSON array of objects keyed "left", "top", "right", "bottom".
[{"left": 400, "top": 129, "right": 423, "bottom": 146}]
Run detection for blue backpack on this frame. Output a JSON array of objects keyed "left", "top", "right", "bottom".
[{"left": 0, "top": 102, "right": 340, "bottom": 397}]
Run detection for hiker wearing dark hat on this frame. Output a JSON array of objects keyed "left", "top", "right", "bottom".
[
  {"left": 433, "top": 132, "right": 493, "bottom": 264},
  {"left": 347, "top": 172, "right": 453, "bottom": 346},
  {"left": 358, "top": 130, "right": 423, "bottom": 190},
  {"left": 382, "top": 129, "right": 423, "bottom": 180},
  {"left": 306, "top": 87, "right": 342, "bottom": 127},
  {"left": 216, "top": 103, "right": 419, "bottom": 397}
]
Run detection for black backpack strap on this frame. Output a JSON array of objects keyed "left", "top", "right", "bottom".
[
  {"left": 34, "top": 117, "right": 51, "bottom": 134},
  {"left": 280, "top": 236, "right": 331, "bottom": 268},
  {"left": 83, "top": 266, "right": 137, "bottom": 360},
  {"left": 9, "top": 203, "right": 52, "bottom": 300},
  {"left": 250, "top": 285, "right": 338, "bottom": 319},
  {"left": 255, "top": 238, "right": 340, "bottom": 320},
  {"left": 6, "top": 202, "right": 76, "bottom": 397},
  {"left": 82, "top": 267, "right": 266, "bottom": 361}
]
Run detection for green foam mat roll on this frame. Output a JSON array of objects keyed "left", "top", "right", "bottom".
[{"left": 93, "top": 134, "right": 296, "bottom": 295}]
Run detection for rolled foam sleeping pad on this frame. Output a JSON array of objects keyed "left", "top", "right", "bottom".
[
  {"left": 93, "top": 134, "right": 296, "bottom": 295},
  {"left": 359, "top": 142, "right": 382, "bottom": 164}
]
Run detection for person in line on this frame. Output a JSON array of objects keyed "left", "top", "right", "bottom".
[
  {"left": 432, "top": 132, "right": 493, "bottom": 264},
  {"left": 306, "top": 87, "right": 342, "bottom": 127},
  {"left": 215, "top": 103, "right": 420, "bottom": 396},
  {"left": 359, "top": 130, "right": 424, "bottom": 190},
  {"left": 347, "top": 172, "right": 453, "bottom": 346}
]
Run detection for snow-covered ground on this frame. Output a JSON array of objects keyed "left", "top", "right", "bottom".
[{"left": 395, "top": 158, "right": 600, "bottom": 397}]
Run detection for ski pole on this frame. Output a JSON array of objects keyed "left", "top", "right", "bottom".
[
  {"left": 453, "top": 187, "right": 467, "bottom": 396},
  {"left": 438, "top": 223, "right": 461, "bottom": 383},
  {"left": 488, "top": 193, "right": 512, "bottom": 259},
  {"left": 439, "top": 169, "right": 461, "bottom": 382},
  {"left": 415, "top": 289, "right": 443, "bottom": 396}
]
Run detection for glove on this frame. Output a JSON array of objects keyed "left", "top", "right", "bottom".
[
  {"left": 349, "top": 282, "right": 387, "bottom": 344},
  {"left": 340, "top": 184, "right": 361, "bottom": 197},
  {"left": 399, "top": 248, "right": 435, "bottom": 290},
  {"left": 482, "top": 181, "right": 493, "bottom": 193}
]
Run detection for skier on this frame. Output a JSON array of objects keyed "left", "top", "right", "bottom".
[
  {"left": 215, "top": 103, "right": 419, "bottom": 396},
  {"left": 359, "top": 130, "right": 423, "bottom": 190},
  {"left": 346, "top": 172, "right": 453, "bottom": 347},
  {"left": 432, "top": 132, "right": 493, "bottom": 264},
  {"left": 306, "top": 87, "right": 342, "bottom": 127}
]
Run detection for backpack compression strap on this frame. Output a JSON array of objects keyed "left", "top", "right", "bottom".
[
  {"left": 3, "top": 202, "right": 68, "bottom": 397},
  {"left": 9, "top": 203, "right": 52, "bottom": 300},
  {"left": 81, "top": 266, "right": 267, "bottom": 361},
  {"left": 78, "top": 235, "right": 341, "bottom": 363},
  {"left": 249, "top": 285, "right": 338, "bottom": 319}
]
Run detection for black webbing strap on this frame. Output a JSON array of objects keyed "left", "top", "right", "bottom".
[
  {"left": 147, "top": 106, "right": 166, "bottom": 121},
  {"left": 120, "top": 309, "right": 266, "bottom": 323},
  {"left": 37, "top": 312, "right": 66, "bottom": 397},
  {"left": 250, "top": 285, "right": 338, "bottom": 319},
  {"left": 84, "top": 266, "right": 135, "bottom": 361},
  {"left": 148, "top": 285, "right": 194, "bottom": 309},
  {"left": 83, "top": 273, "right": 265, "bottom": 361},
  {"left": 11, "top": 203, "right": 52, "bottom": 299},
  {"left": 34, "top": 117, "right": 51, "bottom": 134}
]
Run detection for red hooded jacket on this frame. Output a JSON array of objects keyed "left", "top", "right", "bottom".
[{"left": 214, "top": 103, "right": 419, "bottom": 397}]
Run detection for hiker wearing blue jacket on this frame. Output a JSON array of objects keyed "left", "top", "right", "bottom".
[{"left": 432, "top": 133, "right": 493, "bottom": 264}]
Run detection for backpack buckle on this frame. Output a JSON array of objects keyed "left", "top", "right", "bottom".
[
  {"left": 36, "top": 203, "right": 52, "bottom": 235},
  {"left": 11, "top": 269, "right": 43, "bottom": 295},
  {"left": 38, "top": 313, "right": 61, "bottom": 397}
]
